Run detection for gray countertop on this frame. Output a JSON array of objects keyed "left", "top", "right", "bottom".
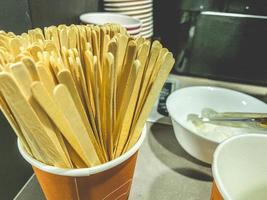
[{"left": 15, "top": 123, "right": 212, "bottom": 200}]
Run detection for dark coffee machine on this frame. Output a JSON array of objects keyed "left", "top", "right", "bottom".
[{"left": 154, "top": 0, "right": 267, "bottom": 86}]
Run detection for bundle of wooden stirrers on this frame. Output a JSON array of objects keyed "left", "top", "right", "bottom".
[{"left": 0, "top": 24, "right": 174, "bottom": 168}]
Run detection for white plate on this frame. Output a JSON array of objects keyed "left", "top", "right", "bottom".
[
  {"left": 104, "top": 0, "right": 136, "bottom": 2},
  {"left": 141, "top": 25, "right": 153, "bottom": 32},
  {"left": 142, "top": 21, "right": 153, "bottom": 28},
  {"left": 104, "top": 0, "right": 152, "bottom": 7},
  {"left": 142, "top": 33, "right": 153, "bottom": 39},
  {"left": 129, "top": 32, "right": 141, "bottom": 37},
  {"left": 132, "top": 12, "right": 153, "bottom": 20},
  {"left": 108, "top": 7, "right": 152, "bottom": 15},
  {"left": 139, "top": 16, "right": 153, "bottom": 24},
  {"left": 80, "top": 12, "right": 141, "bottom": 29},
  {"left": 104, "top": 4, "right": 152, "bottom": 11},
  {"left": 140, "top": 29, "right": 153, "bottom": 38},
  {"left": 127, "top": 28, "right": 141, "bottom": 35}
]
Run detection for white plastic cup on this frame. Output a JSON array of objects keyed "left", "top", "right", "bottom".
[{"left": 211, "top": 134, "right": 267, "bottom": 200}]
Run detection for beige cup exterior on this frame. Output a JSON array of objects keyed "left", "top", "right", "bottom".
[
  {"left": 18, "top": 125, "right": 147, "bottom": 200},
  {"left": 211, "top": 134, "right": 267, "bottom": 200}
]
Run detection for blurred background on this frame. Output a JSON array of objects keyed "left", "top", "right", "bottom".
[{"left": 1, "top": 0, "right": 267, "bottom": 199}]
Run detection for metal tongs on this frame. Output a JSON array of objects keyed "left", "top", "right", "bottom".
[{"left": 188, "top": 108, "right": 267, "bottom": 129}]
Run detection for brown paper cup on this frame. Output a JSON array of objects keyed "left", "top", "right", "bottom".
[
  {"left": 210, "top": 183, "right": 223, "bottom": 200},
  {"left": 18, "top": 125, "right": 147, "bottom": 200}
]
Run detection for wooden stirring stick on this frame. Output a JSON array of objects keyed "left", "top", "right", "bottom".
[
  {"left": 114, "top": 43, "right": 150, "bottom": 157},
  {"left": 36, "top": 62, "right": 56, "bottom": 94},
  {"left": 76, "top": 57, "right": 102, "bottom": 148},
  {"left": 107, "top": 38, "right": 118, "bottom": 133},
  {"left": 94, "top": 26, "right": 101, "bottom": 54},
  {"left": 91, "top": 30, "right": 100, "bottom": 60},
  {"left": 9, "top": 62, "right": 72, "bottom": 167},
  {"left": 31, "top": 82, "right": 97, "bottom": 166},
  {"left": 124, "top": 53, "right": 175, "bottom": 152},
  {"left": 43, "top": 27, "right": 51, "bottom": 40},
  {"left": 0, "top": 72, "right": 71, "bottom": 167},
  {"left": 85, "top": 26, "right": 92, "bottom": 45},
  {"left": 9, "top": 62, "right": 32, "bottom": 96},
  {"left": 131, "top": 41, "right": 162, "bottom": 127},
  {"left": 22, "top": 57, "right": 39, "bottom": 81},
  {"left": 114, "top": 60, "right": 142, "bottom": 158},
  {"left": 57, "top": 70, "right": 93, "bottom": 135},
  {"left": 59, "top": 28, "right": 68, "bottom": 49},
  {"left": 149, "top": 48, "right": 169, "bottom": 82},
  {"left": 44, "top": 41, "right": 60, "bottom": 57},
  {"left": 93, "top": 57, "right": 107, "bottom": 156},
  {"left": 84, "top": 50, "right": 96, "bottom": 117},
  {"left": 68, "top": 28, "right": 77, "bottom": 49},
  {"left": 0, "top": 36, "right": 10, "bottom": 50},
  {"left": 135, "top": 36, "right": 145, "bottom": 49},
  {"left": 0, "top": 92, "right": 32, "bottom": 155},
  {"left": 9, "top": 38, "right": 22, "bottom": 56},
  {"left": 28, "top": 44, "right": 42, "bottom": 62},
  {"left": 50, "top": 26, "right": 60, "bottom": 51},
  {"left": 140, "top": 48, "right": 169, "bottom": 107},
  {"left": 57, "top": 69, "right": 106, "bottom": 162},
  {"left": 101, "top": 53, "right": 115, "bottom": 158},
  {"left": 75, "top": 57, "right": 93, "bottom": 119},
  {"left": 117, "top": 40, "right": 137, "bottom": 111},
  {"left": 33, "top": 28, "right": 45, "bottom": 42},
  {"left": 53, "top": 84, "right": 101, "bottom": 166},
  {"left": 99, "top": 27, "right": 106, "bottom": 66},
  {"left": 66, "top": 142, "right": 87, "bottom": 168},
  {"left": 116, "top": 34, "right": 128, "bottom": 81}
]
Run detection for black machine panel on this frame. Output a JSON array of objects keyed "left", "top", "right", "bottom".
[{"left": 174, "top": 12, "right": 267, "bottom": 86}]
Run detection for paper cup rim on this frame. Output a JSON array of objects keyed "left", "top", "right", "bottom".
[
  {"left": 212, "top": 133, "right": 267, "bottom": 200},
  {"left": 18, "top": 124, "right": 147, "bottom": 177}
]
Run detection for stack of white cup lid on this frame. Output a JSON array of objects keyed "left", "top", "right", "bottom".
[
  {"left": 103, "top": 0, "right": 153, "bottom": 38},
  {"left": 80, "top": 13, "right": 142, "bottom": 37}
]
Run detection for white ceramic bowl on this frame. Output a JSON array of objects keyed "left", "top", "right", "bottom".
[
  {"left": 166, "top": 86, "right": 267, "bottom": 164},
  {"left": 79, "top": 12, "right": 141, "bottom": 29}
]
